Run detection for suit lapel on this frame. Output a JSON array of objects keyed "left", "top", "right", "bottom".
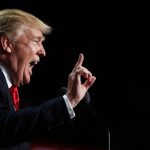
[{"left": 0, "top": 69, "right": 15, "bottom": 110}]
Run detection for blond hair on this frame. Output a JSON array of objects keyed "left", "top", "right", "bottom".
[{"left": 0, "top": 9, "right": 52, "bottom": 41}]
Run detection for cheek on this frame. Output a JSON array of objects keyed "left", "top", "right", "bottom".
[
  {"left": 19, "top": 47, "right": 35, "bottom": 63},
  {"left": 16, "top": 53, "right": 31, "bottom": 74},
  {"left": 17, "top": 54, "right": 29, "bottom": 68},
  {"left": 28, "top": 41, "right": 38, "bottom": 52}
]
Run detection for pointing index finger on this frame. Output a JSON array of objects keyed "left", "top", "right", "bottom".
[{"left": 73, "top": 53, "right": 84, "bottom": 71}]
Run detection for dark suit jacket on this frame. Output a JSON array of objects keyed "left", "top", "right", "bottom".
[{"left": 0, "top": 69, "right": 71, "bottom": 150}]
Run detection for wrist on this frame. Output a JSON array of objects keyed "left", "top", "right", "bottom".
[{"left": 66, "top": 92, "right": 80, "bottom": 108}]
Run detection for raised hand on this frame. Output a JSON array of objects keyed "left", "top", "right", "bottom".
[{"left": 67, "top": 53, "right": 96, "bottom": 108}]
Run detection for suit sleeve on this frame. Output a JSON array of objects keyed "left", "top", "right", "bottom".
[{"left": 0, "top": 94, "right": 71, "bottom": 147}]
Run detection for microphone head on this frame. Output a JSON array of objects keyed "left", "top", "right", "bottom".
[
  {"left": 57, "top": 87, "right": 90, "bottom": 104},
  {"left": 57, "top": 87, "right": 67, "bottom": 96}
]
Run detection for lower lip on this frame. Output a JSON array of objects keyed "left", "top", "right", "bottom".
[{"left": 29, "top": 68, "right": 32, "bottom": 75}]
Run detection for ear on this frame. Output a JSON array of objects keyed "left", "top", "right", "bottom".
[{"left": 0, "top": 36, "right": 12, "bottom": 53}]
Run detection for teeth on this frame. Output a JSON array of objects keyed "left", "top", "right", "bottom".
[{"left": 30, "top": 60, "right": 39, "bottom": 67}]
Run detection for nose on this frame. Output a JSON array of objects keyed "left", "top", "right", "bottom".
[{"left": 37, "top": 44, "right": 46, "bottom": 57}]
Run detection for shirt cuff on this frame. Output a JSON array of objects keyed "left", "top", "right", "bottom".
[{"left": 63, "top": 94, "right": 76, "bottom": 119}]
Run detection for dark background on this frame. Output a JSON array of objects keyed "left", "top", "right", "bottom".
[{"left": 1, "top": 1, "right": 150, "bottom": 149}]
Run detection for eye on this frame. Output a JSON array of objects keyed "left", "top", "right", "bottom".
[
  {"left": 32, "top": 37, "right": 44, "bottom": 46},
  {"left": 33, "top": 39, "right": 39, "bottom": 45}
]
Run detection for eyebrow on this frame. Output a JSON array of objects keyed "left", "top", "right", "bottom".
[{"left": 33, "top": 36, "right": 45, "bottom": 42}]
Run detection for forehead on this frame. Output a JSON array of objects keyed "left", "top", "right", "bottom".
[
  {"left": 15, "top": 27, "right": 44, "bottom": 42},
  {"left": 25, "top": 28, "right": 44, "bottom": 40}
]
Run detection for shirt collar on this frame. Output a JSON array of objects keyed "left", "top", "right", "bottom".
[{"left": 0, "top": 65, "right": 12, "bottom": 88}]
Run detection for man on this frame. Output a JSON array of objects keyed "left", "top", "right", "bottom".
[{"left": 0, "top": 9, "right": 96, "bottom": 149}]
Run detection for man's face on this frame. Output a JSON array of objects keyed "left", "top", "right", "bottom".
[{"left": 9, "top": 28, "right": 46, "bottom": 86}]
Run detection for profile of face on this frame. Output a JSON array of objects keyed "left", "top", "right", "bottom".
[{"left": 8, "top": 28, "right": 46, "bottom": 86}]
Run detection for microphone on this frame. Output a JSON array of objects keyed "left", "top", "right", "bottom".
[
  {"left": 57, "top": 87, "right": 110, "bottom": 149},
  {"left": 57, "top": 87, "right": 103, "bottom": 125},
  {"left": 57, "top": 87, "right": 91, "bottom": 104}
]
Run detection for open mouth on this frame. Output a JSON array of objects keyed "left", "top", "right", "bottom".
[
  {"left": 29, "top": 60, "right": 39, "bottom": 69},
  {"left": 29, "top": 60, "right": 39, "bottom": 76}
]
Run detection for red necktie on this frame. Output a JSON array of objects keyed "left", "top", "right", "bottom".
[{"left": 10, "top": 85, "right": 20, "bottom": 111}]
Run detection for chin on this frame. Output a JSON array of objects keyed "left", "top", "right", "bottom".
[
  {"left": 25, "top": 79, "right": 31, "bottom": 85},
  {"left": 23, "top": 77, "right": 31, "bottom": 85}
]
